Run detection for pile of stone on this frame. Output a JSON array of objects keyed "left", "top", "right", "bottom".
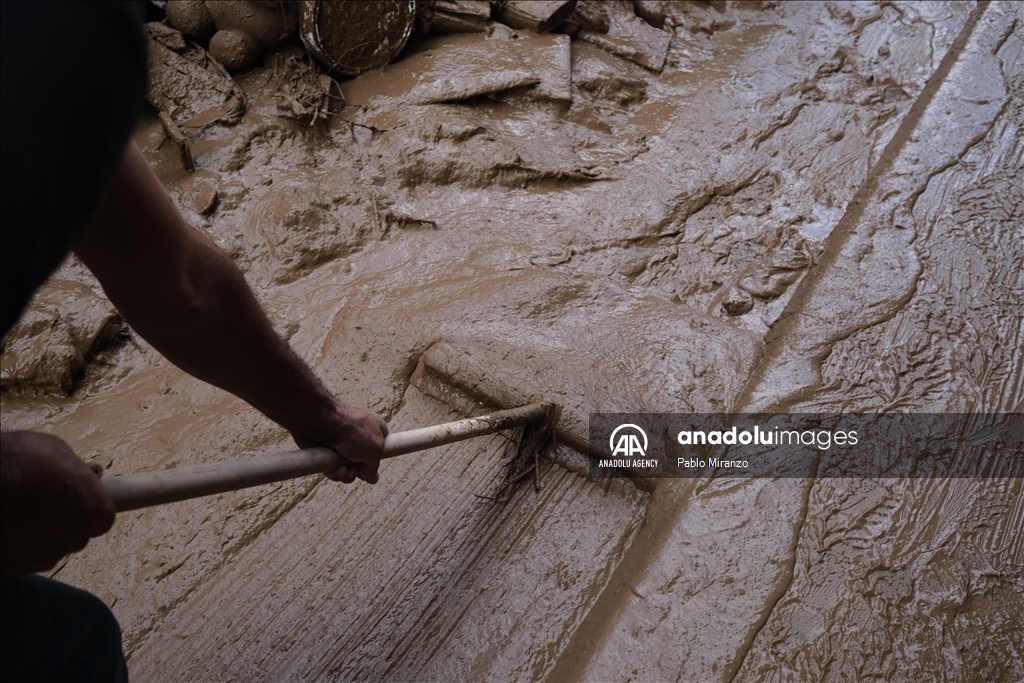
[
  {"left": 162, "top": 1, "right": 681, "bottom": 75},
  {"left": 418, "top": 1, "right": 676, "bottom": 72},
  {"left": 147, "top": 1, "right": 687, "bottom": 145}
]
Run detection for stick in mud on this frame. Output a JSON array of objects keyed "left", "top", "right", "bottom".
[{"left": 157, "top": 111, "right": 195, "bottom": 172}]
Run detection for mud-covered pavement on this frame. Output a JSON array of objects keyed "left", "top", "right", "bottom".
[{"left": 1, "top": 2, "right": 1021, "bottom": 681}]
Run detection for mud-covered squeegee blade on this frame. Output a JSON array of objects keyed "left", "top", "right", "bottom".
[{"left": 103, "top": 402, "right": 554, "bottom": 513}]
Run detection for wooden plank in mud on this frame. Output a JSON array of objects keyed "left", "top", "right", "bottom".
[{"left": 339, "top": 32, "right": 575, "bottom": 107}]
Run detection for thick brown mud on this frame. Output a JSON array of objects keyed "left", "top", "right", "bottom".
[{"left": 1, "top": 2, "right": 1020, "bottom": 681}]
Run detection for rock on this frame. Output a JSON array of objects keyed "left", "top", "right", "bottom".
[
  {"left": 191, "top": 182, "right": 219, "bottom": 215},
  {"left": 209, "top": 28, "right": 260, "bottom": 69},
  {"left": 577, "top": 0, "right": 672, "bottom": 72},
  {"left": 166, "top": 0, "right": 216, "bottom": 41},
  {"left": 632, "top": 0, "right": 666, "bottom": 28},
  {"left": 204, "top": 0, "right": 297, "bottom": 50},
  {"left": 430, "top": 0, "right": 491, "bottom": 33},
  {"left": 555, "top": 0, "right": 609, "bottom": 36},
  {"left": 497, "top": 1, "right": 577, "bottom": 33},
  {"left": 0, "top": 280, "right": 123, "bottom": 393},
  {"left": 722, "top": 287, "right": 754, "bottom": 316}
]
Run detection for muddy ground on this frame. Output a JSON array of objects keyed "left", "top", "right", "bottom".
[{"left": 1, "top": 1, "right": 1021, "bottom": 681}]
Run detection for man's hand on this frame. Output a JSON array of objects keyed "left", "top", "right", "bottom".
[
  {"left": 289, "top": 403, "right": 389, "bottom": 485},
  {"left": 1, "top": 431, "right": 115, "bottom": 578}
]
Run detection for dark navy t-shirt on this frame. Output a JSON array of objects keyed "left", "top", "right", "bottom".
[{"left": 1, "top": 1, "right": 148, "bottom": 336}]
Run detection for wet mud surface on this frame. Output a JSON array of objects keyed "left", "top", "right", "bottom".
[{"left": 1, "top": 2, "right": 1021, "bottom": 681}]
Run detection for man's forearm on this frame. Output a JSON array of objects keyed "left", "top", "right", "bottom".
[
  {"left": 120, "top": 233, "right": 338, "bottom": 433},
  {"left": 75, "top": 142, "right": 386, "bottom": 484},
  {"left": 75, "top": 142, "right": 336, "bottom": 436}
]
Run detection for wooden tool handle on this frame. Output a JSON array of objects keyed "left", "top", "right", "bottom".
[{"left": 103, "top": 402, "right": 551, "bottom": 512}]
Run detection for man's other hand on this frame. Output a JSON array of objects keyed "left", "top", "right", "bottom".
[
  {"left": 289, "top": 403, "right": 389, "bottom": 485},
  {"left": 0, "top": 431, "right": 116, "bottom": 578}
]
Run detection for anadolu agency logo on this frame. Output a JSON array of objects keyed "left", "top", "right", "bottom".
[
  {"left": 610, "top": 423, "right": 648, "bottom": 457},
  {"left": 598, "top": 424, "right": 659, "bottom": 470}
]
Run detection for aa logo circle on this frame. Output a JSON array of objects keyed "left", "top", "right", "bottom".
[{"left": 609, "top": 424, "right": 648, "bottom": 457}]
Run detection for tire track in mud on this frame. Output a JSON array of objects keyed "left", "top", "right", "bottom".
[
  {"left": 726, "top": 3, "right": 998, "bottom": 674},
  {"left": 724, "top": 454, "right": 820, "bottom": 683},
  {"left": 731, "top": 6, "right": 1023, "bottom": 679},
  {"left": 738, "top": 0, "right": 997, "bottom": 413},
  {"left": 552, "top": 4, "right": 1013, "bottom": 682}
]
